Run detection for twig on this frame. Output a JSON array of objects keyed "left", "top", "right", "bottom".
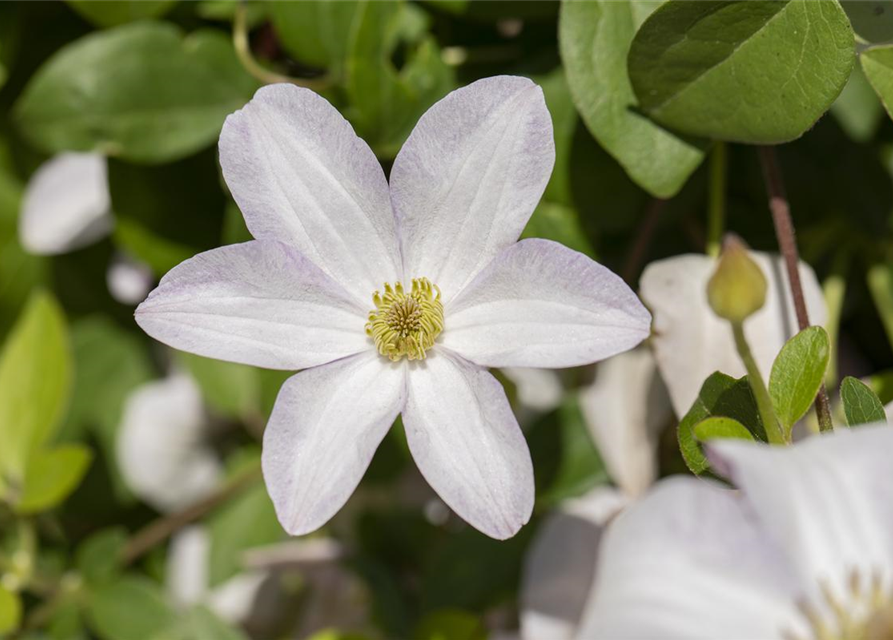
[
  {"left": 121, "top": 465, "right": 263, "bottom": 566},
  {"left": 622, "top": 198, "right": 666, "bottom": 284},
  {"left": 758, "top": 146, "right": 834, "bottom": 432},
  {"left": 233, "top": 2, "right": 330, "bottom": 90}
]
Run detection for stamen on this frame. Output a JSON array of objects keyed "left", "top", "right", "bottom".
[
  {"left": 785, "top": 568, "right": 893, "bottom": 640},
  {"left": 365, "top": 277, "right": 444, "bottom": 362}
]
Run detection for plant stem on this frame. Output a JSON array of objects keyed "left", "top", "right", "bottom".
[
  {"left": 758, "top": 145, "right": 834, "bottom": 433},
  {"left": 233, "top": 2, "right": 330, "bottom": 90},
  {"left": 706, "top": 142, "right": 727, "bottom": 258},
  {"left": 622, "top": 198, "right": 666, "bottom": 284},
  {"left": 732, "top": 321, "right": 785, "bottom": 445},
  {"left": 121, "top": 464, "right": 262, "bottom": 566}
]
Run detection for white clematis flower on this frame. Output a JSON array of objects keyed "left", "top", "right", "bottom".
[
  {"left": 577, "top": 425, "right": 893, "bottom": 640},
  {"left": 641, "top": 253, "right": 827, "bottom": 417},
  {"left": 134, "top": 77, "right": 651, "bottom": 540},
  {"left": 19, "top": 152, "right": 113, "bottom": 255}
]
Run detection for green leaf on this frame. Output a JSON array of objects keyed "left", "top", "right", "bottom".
[
  {"left": 678, "top": 372, "right": 764, "bottom": 475},
  {"left": 628, "top": 0, "right": 855, "bottom": 144},
  {"left": 536, "top": 69, "right": 576, "bottom": 207},
  {"left": 267, "top": 0, "right": 360, "bottom": 74},
  {"left": 693, "top": 416, "right": 756, "bottom": 443},
  {"left": 768, "top": 326, "right": 830, "bottom": 435},
  {"left": 414, "top": 610, "right": 487, "bottom": 640},
  {"left": 17, "top": 445, "right": 92, "bottom": 513},
  {"left": 559, "top": 0, "right": 706, "bottom": 198},
  {"left": 66, "top": 0, "right": 178, "bottom": 27},
  {"left": 207, "top": 481, "right": 282, "bottom": 587},
  {"left": 0, "top": 291, "right": 71, "bottom": 482},
  {"left": 155, "top": 606, "right": 248, "bottom": 640},
  {"left": 59, "top": 317, "right": 153, "bottom": 500},
  {"left": 177, "top": 353, "right": 261, "bottom": 422},
  {"left": 840, "top": 376, "right": 887, "bottom": 426},
  {"left": 86, "top": 577, "right": 177, "bottom": 640},
  {"left": 522, "top": 202, "right": 596, "bottom": 259},
  {"left": 841, "top": 0, "right": 893, "bottom": 43},
  {"left": 0, "top": 587, "right": 21, "bottom": 635},
  {"left": 0, "top": 165, "right": 46, "bottom": 338},
  {"left": 76, "top": 528, "right": 128, "bottom": 586},
  {"left": 860, "top": 45, "right": 893, "bottom": 127},
  {"left": 113, "top": 219, "right": 196, "bottom": 277},
  {"left": 539, "top": 397, "right": 608, "bottom": 505},
  {"left": 15, "top": 22, "right": 257, "bottom": 164},
  {"left": 345, "top": 0, "right": 455, "bottom": 157},
  {"left": 832, "top": 63, "right": 884, "bottom": 143}
]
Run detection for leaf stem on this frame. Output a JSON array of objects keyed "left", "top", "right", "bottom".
[
  {"left": 233, "top": 2, "right": 331, "bottom": 91},
  {"left": 732, "top": 321, "right": 785, "bottom": 445},
  {"left": 706, "top": 142, "right": 726, "bottom": 258},
  {"left": 758, "top": 145, "right": 834, "bottom": 433},
  {"left": 120, "top": 463, "right": 262, "bottom": 566}
]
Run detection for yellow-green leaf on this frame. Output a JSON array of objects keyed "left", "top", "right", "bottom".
[
  {"left": 16, "top": 445, "right": 93, "bottom": 513},
  {"left": 768, "top": 326, "right": 830, "bottom": 435},
  {"left": 0, "top": 291, "right": 71, "bottom": 482},
  {"left": 840, "top": 376, "right": 887, "bottom": 427}
]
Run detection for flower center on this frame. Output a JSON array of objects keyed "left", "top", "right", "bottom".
[
  {"left": 366, "top": 278, "right": 444, "bottom": 361},
  {"left": 789, "top": 571, "right": 893, "bottom": 640}
]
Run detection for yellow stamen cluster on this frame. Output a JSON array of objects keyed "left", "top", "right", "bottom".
[
  {"left": 785, "top": 570, "right": 893, "bottom": 640},
  {"left": 366, "top": 278, "right": 444, "bottom": 361}
]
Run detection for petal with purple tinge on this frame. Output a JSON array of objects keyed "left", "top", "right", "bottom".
[
  {"left": 219, "top": 83, "right": 401, "bottom": 303},
  {"left": 390, "top": 76, "right": 555, "bottom": 302},
  {"left": 441, "top": 240, "right": 651, "bottom": 368},
  {"left": 262, "top": 351, "right": 405, "bottom": 536},
  {"left": 403, "top": 350, "right": 534, "bottom": 540},
  {"left": 135, "top": 240, "right": 369, "bottom": 370}
]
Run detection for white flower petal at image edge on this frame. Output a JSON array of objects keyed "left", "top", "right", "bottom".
[
  {"left": 135, "top": 77, "right": 651, "bottom": 540},
  {"left": 116, "top": 374, "right": 223, "bottom": 513},
  {"left": 577, "top": 425, "right": 893, "bottom": 640},
  {"left": 641, "top": 253, "right": 826, "bottom": 417},
  {"left": 19, "top": 152, "right": 113, "bottom": 255}
]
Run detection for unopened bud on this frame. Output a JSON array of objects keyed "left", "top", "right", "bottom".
[{"left": 707, "top": 235, "right": 767, "bottom": 323}]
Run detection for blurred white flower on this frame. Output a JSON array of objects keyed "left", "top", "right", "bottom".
[
  {"left": 19, "top": 152, "right": 113, "bottom": 255},
  {"left": 116, "top": 374, "right": 223, "bottom": 512},
  {"left": 520, "top": 488, "right": 626, "bottom": 640},
  {"left": 578, "top": 425, "right": 893, "bottom": 639},
  {"left": 135, "top": 78, "right": 651, "bottom": 540},
  {"left": 641, "top": 253, "right": 827, "bottom": 417},
  {"left": 502, "top": 367, "right": 564, "bottom": 413},
  {"left": 166, "top": 526, "right": 269, "bottom": 626},
  {"left": 580, "top": 346, "right": 672, "bottom": 499},
  {"left": 520, "top": 346, "right": 672, "bottom": 639},
  {"left": 107, "top": 252, "right": 154, "bottom": 305}
]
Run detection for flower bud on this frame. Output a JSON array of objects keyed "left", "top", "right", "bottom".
[{"left": 707, "top": 235, "right": 767, "bottom": 323}]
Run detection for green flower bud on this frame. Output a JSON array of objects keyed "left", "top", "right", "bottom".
[{"left": 707, "top": 235, "right": 767, "bottom": 323}]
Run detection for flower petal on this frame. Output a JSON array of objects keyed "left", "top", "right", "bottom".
[
  {"left": 19, "top": 152, "right": 112, "bottom": 255},
  {"left": 641, "top": 253, "right": 827, "bottom": 417},
  {"left": 440, "top": 239, "right": 651, "bottom": 368},
  {"left": 262, "top": 351, "right": 405, "bottom": 536},
  {"left": 135, "top": 240, "right": 369, "bottom": 370},
  {"left": 402, "top": 350, "right": 533, "bottom": 539},
  {"left": 390, "top": 76, "right": 555, "bottom": 301},
  {"left": 577, "top": 477, "right": 801, "bottom": 639},
  {"left": 116, "top": 375, "right": 223, "bottom": 513},
  {"left": 219, "top": 84, "right": 401, "bottom": 302},
  {"left": 708, "top": 425, "right": 893, "bottom": 598},
  {"left": 520, "top": 487, "right": 626, "bottom": 640},
  {"left": 579, "top": 347, "right": 672, "bottom": 499}
]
